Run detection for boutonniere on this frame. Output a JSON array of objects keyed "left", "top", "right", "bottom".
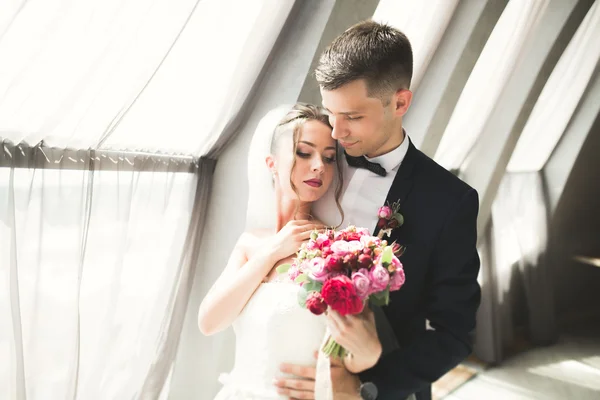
[{"left": 376, "top": 200, "right": 404, "bottom": 239}]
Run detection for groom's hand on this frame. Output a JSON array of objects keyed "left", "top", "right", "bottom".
[
  {"left": 326, "top": 307, "right": 382, "bottom": 374},
  {"left": 329, "top": 355, "right": 362, "bottom": 400},
  {"left": 275, "top": 360, "right": 316, "bottom": 399}
]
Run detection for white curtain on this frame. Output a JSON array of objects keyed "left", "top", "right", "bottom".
[
  {"left": 434, "top": 0, "right": 550, "bottom": 170},
  {"left": 490, "top": 172, "right": 554, "bottom": 353},
  {"left": 100, "top": 0, "right": 295, "bottom": 154},
  {"left": 469, "top": 0, "right": 600, "bottom": 362},
  {"left": 507, "top": 0, "right": 600, "bottom": 172},
  {"left": 0, "top": 0, "right": 298, "bottom": 398},
  {"left": 0, "top": 145, "right": 197, "bottom": 399},
  {"left": 0, "top": 0, "right": 199, "bottom": 149},
  {"left": 372, "top": 0, "right": 460, "bottom": 91}
]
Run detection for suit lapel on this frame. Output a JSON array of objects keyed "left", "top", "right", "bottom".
[{"left": 373, "top": 138, "right": 418, "bottom": 238}]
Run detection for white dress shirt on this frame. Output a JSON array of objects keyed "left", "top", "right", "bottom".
[{"left": 314, "top": 136, "right": 410, "bottom": 232}]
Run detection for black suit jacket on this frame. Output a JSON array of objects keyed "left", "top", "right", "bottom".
[{"left": 358, "top": 140, "right": 481, "bottom": 400}]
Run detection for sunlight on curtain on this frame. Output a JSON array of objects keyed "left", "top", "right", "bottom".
[
  {"left": 434, "top": 0, "right": 550, "bottom": 170},
  {"left": 372, "top": 0, "right": 459, "bottom": 91},
  {"left": 0, "top": 0, "right": 198, "bottom": 148},
  {"left": 0, "top": 151, "right": 197, "bottom": 399},
  {"left": 101, "top": 0, "right": 295, "bottom": 154},
  {"left": 507, "top": 0, "right": 600, "bottom": 172}
]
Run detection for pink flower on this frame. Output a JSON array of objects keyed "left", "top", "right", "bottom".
[
  {"left": 288, "top": 265, "right": 300, "bottom": 281},
  {"left": 305, "top": 240, "right": 319, "bottom": 251},
  {"left": 352, "top": 268, "right": 371, "bottom": 299},
  {"left": 390, "top": 268, "right": 405, "bottom": 291},
  {"left": 322, "top": 247, "right": 333, "bottom": 257},
  {"left": 307, "top": 258, "right": 329, "bottom": 282},
  {"left": 356, "top": 227, "right": 371, "bottom": 236},
  {"left": 306, "top": 291, "right": 327, "bottom": 315},
  {"left": 330, "top": 241, "right": 352, "bottom": 257},
  {"left": 369, "top": 264, "right": 390, "bottom": 292},
  {"left": 360, "top": 235, "right": 381, "bottom": 249},
  {"left": 378, "top": 206, "right": 392, "bottom": 220},
  {"left": 314, "top": 234, "right": 331, "bottom": 250},
  {"left": 347, "top": 240, "right": 364, "bottom": 253},
  {"left": 387, "top": 256, "right": 403, "bottom": 273}
]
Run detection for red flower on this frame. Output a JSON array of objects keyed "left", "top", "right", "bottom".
[
  {"left": 377, "top": 218, "right": 388, "bottom": 229},
  {"left": 325, "top": 254, "right": 344, "bottom": 272},
  {"left": 321, "top": 276, "right": 364, "bottom": 316},
  {"left": 343, "top": 253, "right": 358, "bottom": 270},
  {"left": 344, "top": 232, "right": 363, "bottom": 242},
  {"left": 306, "top": 291, "right": 328, "bottom": 315},
  {"left": 357, "top": 253, "right": 373, "bottom": 269},
  {"left": 391, "top": 242, "right": 405, "bottom": 257}
]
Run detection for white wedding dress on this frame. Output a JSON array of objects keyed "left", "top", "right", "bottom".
[{"left": 214, "top": 281, "right": 328, "bottom": 399}]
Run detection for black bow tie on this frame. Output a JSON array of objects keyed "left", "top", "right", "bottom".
[{"left": 345, "top": 152, "right": 387, "bottom": 177}]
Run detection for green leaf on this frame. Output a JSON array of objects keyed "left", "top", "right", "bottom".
[
  {"left": 297, "top": 288, "right": 308, "bottom": 307},
  {"left": 393, "top": 213, "right": 404, "bottom": 226},
  {"left": 369, "top": 295, "right": 387, "bottom": 306},
  {"left": 295, "top": 273, "right": 309, "bottom": 284},
  {"left": 369, "top": 289, "right": 390, "bottom": 306},
  {"left": 303, "top": 280, "right": 323, "bottom": 293},
  {"left": 381, "top": 246, "right": 393, "bottom": 264},
  {"left": 276, "top": 263, "right": 291, "bottom": 274}
]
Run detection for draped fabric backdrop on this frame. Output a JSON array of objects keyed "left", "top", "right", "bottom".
[
  {"left": 1, "top": 1, "right": 599, "bottom": 399},
  {"left": 1, "top": 0, "right": 298, "bottom": 398},
  {"left": 374, "top": 0, "right": 600, "bottom": 363}
]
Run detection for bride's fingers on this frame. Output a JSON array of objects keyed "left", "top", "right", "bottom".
[
  {"left": 274, "top": 377, "right": 315, "bottom": 399},
  {"left": 279, "top": 363, "right": 316, "bottom": 379},
  {"left": 275, "top": 387, "right": 315, "bottom": 400},
  {"left": 299, "top": 230, "right": 315, "bottom": 240}
]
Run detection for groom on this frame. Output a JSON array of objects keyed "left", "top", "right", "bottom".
[{"left": 276, "top": 21, "right": 481, "bottom": 400}]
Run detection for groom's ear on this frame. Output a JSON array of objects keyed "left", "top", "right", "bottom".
[{"left": 393, "top": 89, "right": 413, "bottom": 117}]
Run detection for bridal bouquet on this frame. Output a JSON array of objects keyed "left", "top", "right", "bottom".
[{"left": 276, "top": 225, "right": 406, "bottom": 358}]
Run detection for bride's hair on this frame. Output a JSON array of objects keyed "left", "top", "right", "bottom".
[{"left": 271, "top": 103, "right": 344, "bottom": 224}]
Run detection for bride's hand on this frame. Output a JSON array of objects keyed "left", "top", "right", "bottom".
[
  {"left": 275, "top": 351, "right": 361, "bottom": 400},
  {"left": 268, "top": 220, "right": 325, "bottom": 261}
]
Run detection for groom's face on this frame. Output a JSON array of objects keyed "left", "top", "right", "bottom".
[{"left": 321, "top": 79, "right": 398, "bottom": 158}]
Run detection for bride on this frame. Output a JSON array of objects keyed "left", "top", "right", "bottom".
[{"left": 198, "top": 103, "right": 352, "bottom": 399}]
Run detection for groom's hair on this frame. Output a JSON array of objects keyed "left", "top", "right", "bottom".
[{"left": 315, "top": 20, "right": 413, "bottom": 103}]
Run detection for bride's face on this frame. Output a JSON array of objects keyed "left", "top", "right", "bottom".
[{"left": 275, "top": 120, "right": 337, "bottom": 203}]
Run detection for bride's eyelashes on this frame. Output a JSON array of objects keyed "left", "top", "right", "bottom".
[
  {"left": 295, "top": 151, "right": 310, "bottom": 158},
  {"left": 295, "top": 150, "right": 336, "bottom": 164}
]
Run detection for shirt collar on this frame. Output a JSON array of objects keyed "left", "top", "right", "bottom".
[{"left": 365, "top": 132, "right": 410, "bottom": 173}]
